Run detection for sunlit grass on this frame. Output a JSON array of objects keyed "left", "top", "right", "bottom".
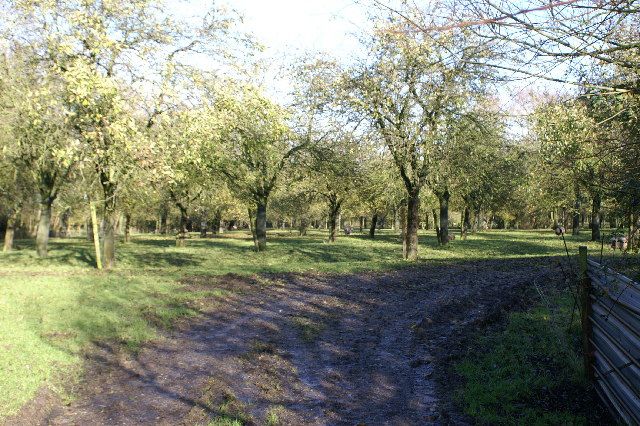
[{"left": 0, "top": 228, "right": 604, "bottom": 275}]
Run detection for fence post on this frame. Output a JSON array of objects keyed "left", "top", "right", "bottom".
[{"left": 579, "top": 246, "right": 594, "bottom": 381}]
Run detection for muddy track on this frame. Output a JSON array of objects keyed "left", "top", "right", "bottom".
[{"left": 9, "top": 258, "right": 559, "bottom": 425}]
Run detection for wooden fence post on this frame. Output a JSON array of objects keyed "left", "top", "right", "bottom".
[
  {"left": 578, "top": 246, "right": 594, "bottom": 381},
  {"left": 89, "top": 200, "right": 102, "bottom": 270}
]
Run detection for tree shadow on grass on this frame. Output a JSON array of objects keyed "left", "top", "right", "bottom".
[
  {"left": 124, "top": 251, "right": 204, "bottom": 268},
  {"left": 128, "top": 237, "right": 176, "bottom": 248},
  {"left": 2, "top": 238, "right": 98, "bottom": 268},
  {"left": 417, "top": 231, "right": 588, "bottom": 258},
  {"left": 130, "top": 236, "right": 250, "bottom": 254}
]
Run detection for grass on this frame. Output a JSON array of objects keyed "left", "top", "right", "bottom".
[
  {"left": 265, "top": 405, "right": 285, "bottom": 425},
  {"left": 0, "top": 228, "right": 604, "bottom": 275},
  {"left": 291, "top": 316, "right": 326, "bottom": 343},
  {"left": 0, "top": 228, "right": 612, "bottom": 418},
  {"left": 455, "top": 290, "right": 591, "bottom": 425},
  {"left": 209, "top": 392, "right": 250, "bottom": 426}
]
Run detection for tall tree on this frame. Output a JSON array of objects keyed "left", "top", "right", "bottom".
[
  {"left": 211, "top": 84, "right": 299, "bottom": 251},
  {"left": 0, "top": 51, "right": 80, "bottom": 257},
  {"left": 532, "top": 96, "right": 604, "bottom": 238},
  {"left": 151, "top": 109, "right": 208, "bottom": 246},
  {"left": 5, "top": 0, "right": 240, "bottom": 267},
  {"left": 347, "top": 19, "right": 490, "bottom": 259}
]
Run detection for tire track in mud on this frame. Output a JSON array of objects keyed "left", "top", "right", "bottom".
[{"left": 10, "top": 258, "right": 557, "bottom": 425}]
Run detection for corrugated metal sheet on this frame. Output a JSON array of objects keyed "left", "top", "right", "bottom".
[{"left": 588, "top": 259, "right": 640, "bottom": 424}]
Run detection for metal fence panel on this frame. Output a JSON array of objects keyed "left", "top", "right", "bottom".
[{"left": 587, "top": 257, "right": 640, "bottom": 424}]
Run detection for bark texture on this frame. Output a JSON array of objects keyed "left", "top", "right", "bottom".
[
  {"left": 438, "top": 189, "right": 450, "bottom": 245},
  {"left": 101, "top": 178, "right": 118, "bottom": 269},
  {"left": 404, "top": 192, "right": 419, "bottom": 261},
  {"left": 102, "top": 208, "right": 117, "bottom": 269},
  {"left": 327, "top": 194, "right": 341, "bottom": 243},
  {"left": 369, "top": 213, "right": 378, "bottom": 238},
  {"left": 124, "top": 213, "right": 132, "bottom": 243},
  {"left": 248, "top": 208, "right": 259, "bottom": 251},
  {"left": 462, "top": 206, "right": 471, "bottom": 240},
  {"left": 255, "top": 201, "right": 267, "bottom": 251},
  {"left": 433, "top": 209, "right": 440, "bottom": 244},
  {"left": 591, "top": 193, "right": 601, "bottom": 242},
  {"left": 176, "top": 203, "right": 189, "bottom": 247},
  {"left": 3, "top": 208, "right": 19, "bottom": 252}
]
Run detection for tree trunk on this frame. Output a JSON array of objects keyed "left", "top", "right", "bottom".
[
  {"left": 176, "top": 205, "right": 188, "bottom": 247},
  {"left": 36, "top": 201, "right": 53, "bottom": 257},
  {"left": 462, "top": 205, "right": 471, "bottom": 240},
  {"left": 369, "top": 213, "right": 378, "bottom": 238},
  {"left": 3, "top": 208, "right": 19, "bottom": 252},
  {"left": 404, "top": 190, "right": 420, "bottom": 261},
  {"left": 298, "top": 218, "right": 308, "bottom": 236},
  {"left": 200, "top": 219, "right": 208, "bottom": 238},
  {"left": 160, "top": 209, "right": 169, "bottom": 235},
  {"left": 59, "top": 208, "right": 71, "bottom": 238},
  {"left": 432, "top": 209, "right": 440, "bottom": 244},
  {"left": 89, "top": 200, "right": 102, "bottom": 270},
  {"left": 328, "top": 196, "right": 340, "bottom": 243},
  {"left": 473, "top": 205, "right": 482, "bottom": 232},
  {"left": 399, "top": 199, "right": 408, "bottom": 256},
  {"left": 99, "top": 177, "right": 118, "bottom": 269},
  {"left": 256, "top": 200, "right": 267, "bottom": 251},
  {"left": 102, "top": 208, "right": 117, "bottom": 269},
  {"left": 438, "top": 189, "right": 450, "bottom": 245},
  {"left": 86, "top": 217, "right": 94, "bottom": 241},
  {"left": 591, "top": 193, "right": 601, "bottom": 242},
  {"left": 248, "top": 208, "right": 259, "bottom": 251},
  {"left": 213, "top": 211, "right": 222, "bottom": 234},
  {"left": 328, "top": 212, "right": 338, "bottom": 242},
  {"left": 124, "top": 212, "right": 132, "bottom": 243}
]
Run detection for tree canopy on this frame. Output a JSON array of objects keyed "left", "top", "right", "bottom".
[{"left": 1, "top": 0, "right": 639, "bottom": 263}]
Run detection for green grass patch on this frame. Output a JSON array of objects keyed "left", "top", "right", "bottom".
[
  {"left": 455, "top": 290, "right": 596, "bottom": 425},
  {"left": 0, "top": 229, "right": 610, "bottom": 418},
  {"left": 0, "top": 229, "right": 605, "bottom": 275},
  {"left": 265, "top": 405, "right": 285, "bottom": 425},
  {"left": 0, "top": 272, "right": 198, "bottom": 417},
  {"left": 205, "top": 387, "right": 250, "bottom": 426},
  {"left": 291, "top": 316, "right": 326, "bottom": 343}
]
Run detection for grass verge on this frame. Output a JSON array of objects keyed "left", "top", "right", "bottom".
[
  {"left": 0, "top": 272, "right": 200, "bottom": 417},
  {"left": 455, "top": 288, "right": 609, "bottom": 425}
]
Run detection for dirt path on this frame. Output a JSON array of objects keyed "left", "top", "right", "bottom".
[{"left": 10, "top": 258, "right": 558, "bottom": 425}]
